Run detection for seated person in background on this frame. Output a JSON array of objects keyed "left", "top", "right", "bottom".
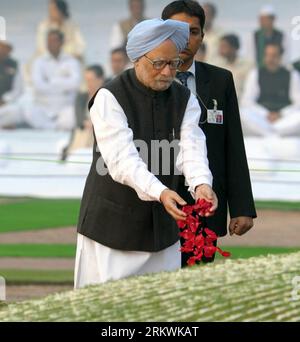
[
  {"left": 61, "top": 64, "right": 105, "bottom": 159},
  {"left": 36, "top": 0, "right": 85, "bottom": 60},
  {"left": 252, "top": 5, "right": 286, "bottom": 68},
  {"left": 106, "top": 47, "right": 131, "bottom": 82},
  {"left": 110, "top": 0, "right": 147, "bottom": 50},
  {"left": 241, "top": 43, "right": 300, "bottom": 137},
  {"left": 24, "top": 0, "right": 85, "bottom": 86},
  {"left": 218, "top": 34, "right": 253, "bottom": 99},
  {"left": 0, "top": 41, "right": 23, "bottom": 129},
  {"left": 24, "top": 29, "right": 81, "bottom": 130}
]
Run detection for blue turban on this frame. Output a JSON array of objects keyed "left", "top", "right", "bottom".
[{"left": 126, "top": 18, "right": 189, "bottom": 62}]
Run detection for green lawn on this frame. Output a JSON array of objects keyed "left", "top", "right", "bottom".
[
  {"left": 0, "top": 198, "right": 80, "bottom": 233},
  {"left": 255, "top": 200, "right": 300, "bottom": 211},
  {"left": 0, "top": 269, "right": 73, "bottom": 285},
  {"left": 0, "top": 198, "right": 299, "bottom": 234},
  {"left": 0, "top": 244, "right": 298, "bottom": 259},
  {"left": 0, "top": 244, "right": 75, "bottom": 258}
]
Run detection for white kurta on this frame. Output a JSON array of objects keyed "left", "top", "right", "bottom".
[
  {"left": 25, "top": 53, "right": 81, "bottom": 130},
  {"left": 74, "top": 87, "right": 212, "bottom": 289},
  {"left": 74, "top": 234, "right": 181, "bottom": 288}
]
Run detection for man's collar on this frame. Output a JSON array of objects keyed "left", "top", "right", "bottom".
[{"left": 187, "top": 61, "right": 196, "bottom": 77}]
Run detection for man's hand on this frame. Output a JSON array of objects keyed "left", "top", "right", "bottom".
[
  {"left": 195, "top": 184, "right": 218, "bottom": 217},
  {"left": 229, "top": 216, "right": 254, "bottom": 236},
  {"left": 160, "top": 189, "right": 187, "bottom": 221},
  {"left": 267, "top": 111, "right": 281, "bottom": 123}
]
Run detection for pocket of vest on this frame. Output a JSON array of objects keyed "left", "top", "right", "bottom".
[
  {"left": 96, "top": 196, "right": 128, "bottom": 213},
  {"left": 93, "top": 194, "right": 151, "bottom": 222}
]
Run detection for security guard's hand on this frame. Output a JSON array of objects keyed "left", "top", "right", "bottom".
[
  {"left": 229, "top": 217, "right": 254, "bottom": 236},
  {"left": 160, "top": 189, "right": 187, "bottom": 221}
]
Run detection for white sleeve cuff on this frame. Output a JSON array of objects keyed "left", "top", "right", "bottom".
[
  {"left": 188, "top": 177, "right": 213, "bottom": 200},
  {"left": 148, "top": 181, "right": 168, "bottom": 202}
]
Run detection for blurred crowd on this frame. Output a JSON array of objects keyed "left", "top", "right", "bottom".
[{"left": 0, "top": 0, "right": 300, "bottom": 157}]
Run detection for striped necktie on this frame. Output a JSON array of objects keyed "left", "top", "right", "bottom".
[{"left": 176, "top": 71, "right": 193, "bottom": 88}]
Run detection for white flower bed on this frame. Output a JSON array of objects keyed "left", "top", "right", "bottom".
[{"left": 0, "top": 252, "right": 300, "bottom": 322}]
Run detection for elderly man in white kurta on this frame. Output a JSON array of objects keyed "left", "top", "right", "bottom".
[{"left": 74, "top": 19, "right": 217, "bottom": 288}]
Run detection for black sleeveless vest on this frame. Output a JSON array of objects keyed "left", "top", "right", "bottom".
[
  {"left": 77, "top": 69, "right": 191, "bottom": 252},
  {"left": 257, "top": 66, "right": 291, "bottom": 112},
  {"left": 0, "top": 58, "right": 18, "bottom": 99}
]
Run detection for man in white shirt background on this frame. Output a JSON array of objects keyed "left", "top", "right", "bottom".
[
  {"left": 218, "top": 34, "right": 253, "bottom": 100},
  {"left": 23, "top": 29, "right": 81, "bottom": 130},
  {"left": 0, "top": 30, "right": 81, "bottom": 130},
  {"left": 201, "top": 2, "right": 224, "bottom": 65}
]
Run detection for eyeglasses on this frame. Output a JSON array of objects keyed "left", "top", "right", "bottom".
[{"left": 143, "top": 55, "right": 183, "bottom": 70}]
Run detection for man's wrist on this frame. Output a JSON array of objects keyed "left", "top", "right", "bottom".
[
  {"left": 195, "top": 183, "right": 209, "bottom": 192},
  {"left": 159, "top": 187, "right": 169, "bottom": 202}
]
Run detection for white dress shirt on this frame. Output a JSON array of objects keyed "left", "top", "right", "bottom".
[
  {"left": 176, "top": 61, "right": 197, "bottom": 96},
  {"left": 90, "top": 87, "right": 212, "bottom": 202}
]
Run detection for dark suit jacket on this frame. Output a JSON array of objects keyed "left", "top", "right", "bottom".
[{"left": 178, "top": 61, "right": 257, "bottom": 237}]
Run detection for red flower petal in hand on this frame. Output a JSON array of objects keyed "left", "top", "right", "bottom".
[
  {"left": 204, "top": 228, "right": 218, "bottom": 244},
  {"left": 204, "top": 228, "right": 218, "bottom": 239},
  {"left": 182, "top": 205, "right": 194, "bottom": 215},
  {"left": 194, "top": 234, "right": 205, "bottom": 249},
  {"left": 186, "top": 215, "right": 200, "bottom": 233},
  {"left": 194, "top": 199, "right": 213, "bottom": 216},
  {"left": 179, "top": 229, "right": 195, "bottom": 241},
  {"left": 187, "top": 256, "right": 197, "bottom": 266},
  {"left": 203, "top": 245, "right": 217, "bottom": 258},
  {"left": 177, "top": 199, "right": 231, "bottom": 265},
  {"left": 177, "top": 220, "right": 186, "bottom": 229}
]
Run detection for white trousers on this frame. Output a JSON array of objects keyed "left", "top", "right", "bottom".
[
  {"left": 0, "top": 102, "right": 75, "bottom": 131},
  {"left": 23, "top": 104, "right": 75, "bottom": 130},
  {"left": 0, "top": 103, "right": 23, "bottom": 127},
  {"left": 241, "top": 108, "right": 300, "bottom": 137},
  {"left": 74, "top": 233, "right": 181, "bottom": 289}
]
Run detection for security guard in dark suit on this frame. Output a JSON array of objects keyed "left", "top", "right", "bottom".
[{"left": 162, "top": 0, "right": 257, "bottom": 266}]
